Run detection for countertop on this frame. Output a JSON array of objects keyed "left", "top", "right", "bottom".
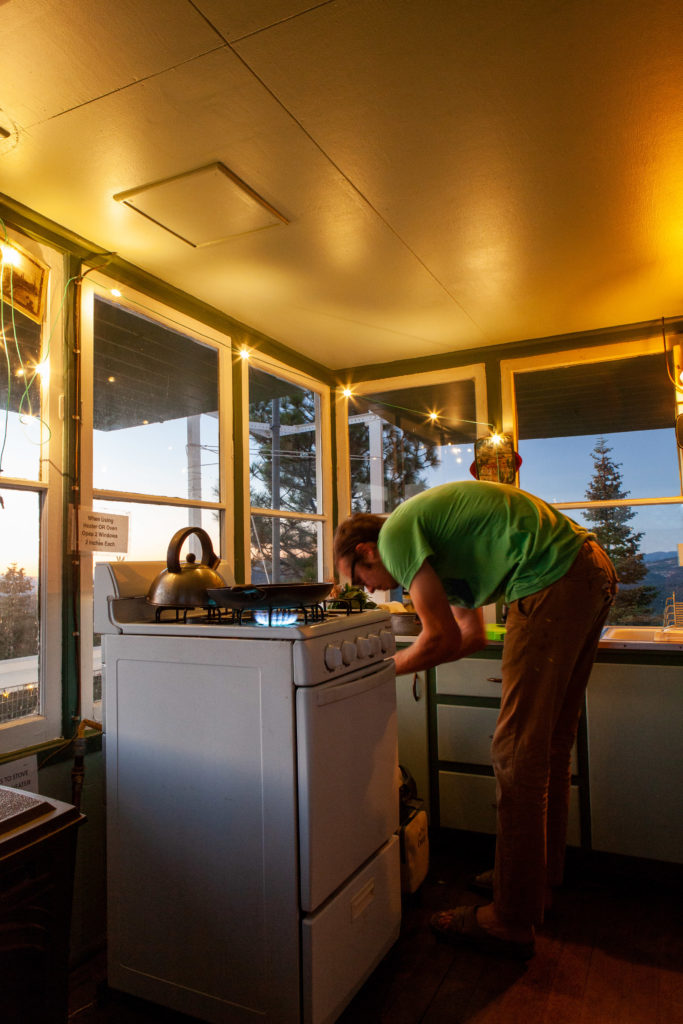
[{"left": 393, "top": 624, "right": 683, "bottom": 657}]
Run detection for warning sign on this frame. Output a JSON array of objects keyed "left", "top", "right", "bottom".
[{"left": 77, "top": 509, "right": 129, "bottom": 554}]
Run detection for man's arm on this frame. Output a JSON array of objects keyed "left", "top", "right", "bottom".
[{"left": 391, "top": 561, "right": 487, "bottom": 675}]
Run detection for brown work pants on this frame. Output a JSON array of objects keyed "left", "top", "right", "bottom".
[{"left": 492, "top": 539, "right": 618, "bottom": 927}]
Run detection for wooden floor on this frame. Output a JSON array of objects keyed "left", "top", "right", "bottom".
[{"left": 68, "top": 832, "right": 683, "bottom": 1024}]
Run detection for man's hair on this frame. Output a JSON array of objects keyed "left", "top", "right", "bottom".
[{"left": 333, "top": 513, "right": 385, "bottom": 565}]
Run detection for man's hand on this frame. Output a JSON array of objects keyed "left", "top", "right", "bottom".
[{"left": 392, "top": 561, "right": 487, "bottom": 675}]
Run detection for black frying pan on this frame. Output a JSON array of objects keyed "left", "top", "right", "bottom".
[{"left": 207, "top": 582, "right": 333, "bottom": 611}]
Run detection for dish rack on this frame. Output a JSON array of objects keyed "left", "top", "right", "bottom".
[{"left": 663, "top": 591, "right": 683, "bottom": 628}]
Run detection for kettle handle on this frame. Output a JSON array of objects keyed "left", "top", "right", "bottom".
[{"left": 166, "top": 527, "right": 220, "bottom": 573}]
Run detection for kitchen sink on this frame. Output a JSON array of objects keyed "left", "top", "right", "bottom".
[
  {"left": 601, "top": 626, "right": 659, "bottom": 641},
  {"left": 600, "top": 625, "right": 683, "bottom": 649}
]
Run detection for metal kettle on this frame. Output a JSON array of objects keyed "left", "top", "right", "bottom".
[{"left": 147, "top": 526, "right": 226, "bottom": 608}]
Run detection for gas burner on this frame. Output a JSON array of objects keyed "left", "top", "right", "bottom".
[
  {"left": 238, "top": 602, "right": 327, "bottom": 626},
  {"left": 154, "top": 605, "right": 232, "bottom": 623},
  {"left": 152, "top": 602, "right": 332, "bottom": 627},
  {"left": 254, "top": 609, "right": 299, "bottom": 627}
]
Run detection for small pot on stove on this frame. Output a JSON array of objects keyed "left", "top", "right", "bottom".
[{"left": 147, "top": 527, "right": 226, "bottom": 608}]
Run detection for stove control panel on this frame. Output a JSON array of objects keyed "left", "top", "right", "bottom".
[{"left": 295, "top": 624, "right": 396, "bottom": 685}]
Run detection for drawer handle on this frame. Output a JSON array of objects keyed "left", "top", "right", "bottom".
[
  {"left": 412, "top": 673, "right": 422, "bottom": 701},
  {"left": 486, "top": 677, "right": 502, "bottom": 684}
]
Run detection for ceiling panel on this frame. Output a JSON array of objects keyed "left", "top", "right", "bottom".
[
  {"left": 0, "top": 0, "right": 220, "bottom": 126},
  {"left": 0, "top": 44, "right": 481, "bottom": 365},
  {"left": 196, "top": 0, "right": 328, "bottom": 41}
]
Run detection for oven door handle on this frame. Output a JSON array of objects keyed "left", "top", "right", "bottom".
[{"left": 314, "top": 662, "right": 394, "bottom": 706}]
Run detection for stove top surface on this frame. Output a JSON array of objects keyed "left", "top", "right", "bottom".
[
  {"left": 104, "top": 606, "right": 390, "bottom": 640},
  {"left": 94, "top": 560, "right": 390, "bottom": 640}
]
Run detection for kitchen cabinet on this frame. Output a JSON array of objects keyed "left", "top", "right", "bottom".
[
  {"left": 586, "top": 658, "right": 683, "bottom": 863},
  {"left": 396, "top": 666, "right": 431, "bottom": 819},
  {"left": 434, "top": 653, "right": 582, "bottom": 844}
]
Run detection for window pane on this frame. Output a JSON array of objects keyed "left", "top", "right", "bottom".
[
  {"left": 250, "top": 516, "right": 322, "bottom": 583},
  {"left": 516, "top": 356, "right": 681, "bottom": 501},
  {"left": 92, "top": 499, "right": 221, "bottom": 564},
  {"left": 0, "top": 304, "right": 43, "bottom": 480},
  {"left": 348, "top": 380, "right": 478, "bottom": 513},
  {"left": 569, "top": 503, "right": 683, "bottom": 626},
  {"left": 0, "top": 489, "right": 40, "bottom": 723},
  {"left": 519, "top": 430, "right": 681, "bottom": 504},
  {"left": 93, "top": 299, "right": 219, "bottom": 500},
  {"left": 249, "top": 366, "right": 320, "bottom": 513}
]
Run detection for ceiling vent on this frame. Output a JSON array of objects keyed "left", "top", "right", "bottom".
[{"left": 114, "top": 162, "right": 289, "bottom": 247}]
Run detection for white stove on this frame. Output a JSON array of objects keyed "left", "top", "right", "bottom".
[{"left": 95, "top": 560, "right": 401, "bottom": 1024}]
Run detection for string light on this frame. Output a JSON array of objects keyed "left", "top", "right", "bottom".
[
  {"left": 239, "top": 346, "right": 251, "bottom": 360},
  {"left": 110, "top": 288, "right": 122, "bottom": 297},
  {"left": 342, "top": 387, "right": 353, "bottom": 398},
  {"left": 0, "top": 243, "right": 20, "bottom": 268}
]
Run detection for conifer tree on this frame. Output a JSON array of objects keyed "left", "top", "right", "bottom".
[
  {"left": 583, "top": 437, "right": 657, "bottom": 623},
  {"left": 0, "top": 563, "right": 37, "bottom": 659}
]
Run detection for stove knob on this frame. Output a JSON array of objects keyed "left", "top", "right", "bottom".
[
  {"left": 324, "top": 644, "right": 343, "bottom": 670},
  {"left": 356, "top": 636, "right": 371, "bottom": 658},
  {"left": 341, "top": 640, "right": 357, "bottom": 665},
  {"left": 379, "top": 629, "right": 396, "bottom": 655},
  {"left": 367, "top": 634, "right": 381, "bottom": 656}
]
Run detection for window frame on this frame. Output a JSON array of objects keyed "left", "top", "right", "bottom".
[
  {"left": 500, "top": 336, "right": 683, "bottom": 508},
  {"left": 336, "top": 363, "right": 489, "bottom": 520},
  {"left": 241, "top": 352, "right": 333, "bottom": 584},
  {"left": 0, "top": 229, "right": 64, "bottom": 755},
  {"left": 79, "top": 276, "right": 234, "bottom": 721}
]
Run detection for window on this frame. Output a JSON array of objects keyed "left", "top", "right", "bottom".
[
  {"left": 81, "top": 282, "right": 232, "bottom": 719},
  {"left": 503, "top": 340, "right": 683, "bottom": 626},
  {"left": 245, "top": 359, "right": 332, "bottom": 583},
  {"left": 341, "top": 368, "right": 487, "bottom": 516},
  {"left": 0, "top": 229, "right": 63, "bottom": 750}
]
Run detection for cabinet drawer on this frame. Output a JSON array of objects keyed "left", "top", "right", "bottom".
[
  {"left": 437, "top": 705, "right": 498, "bottom": 763},
  {"left": 438, "top": 771, "right": 581, "bottom": 845},
  {"left": 437, "top": 704, "right": 578, "bottom": 773},
  {"left": 436, "top": 659, "right": 503, "bottom": 697}
]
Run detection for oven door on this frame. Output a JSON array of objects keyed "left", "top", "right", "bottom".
[{"left": 296, "top": 658, "right": 398, "bottom": 912}]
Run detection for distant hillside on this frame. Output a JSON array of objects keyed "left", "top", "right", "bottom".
[
  {"left": 641, "top": 555, "right": 683, "bottom": 620},
  {"left": 644, "top": 550, "right": 679, "bottom": 564}
]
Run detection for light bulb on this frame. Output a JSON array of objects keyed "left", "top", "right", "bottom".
[
  {"left": 342, "top": 387, "right": 353, "bottom": 398},
  {"left": 35, "top": 358, "right": 50, "bottom": 384},
  {"left": 0, "top": 244, "right": 21, "bottom": 268}
]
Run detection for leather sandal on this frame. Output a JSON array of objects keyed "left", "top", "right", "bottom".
[{"left": 430, "top": 905, "right": 535, "bottom": 960}]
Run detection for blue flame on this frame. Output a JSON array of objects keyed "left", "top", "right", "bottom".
[{"left": 253, "top": 608, "right": 299, "bottom": 627}]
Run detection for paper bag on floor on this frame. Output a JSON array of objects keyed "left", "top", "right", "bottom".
[{"left": 399, "top": 807, "right": 429, "bottom": 894}]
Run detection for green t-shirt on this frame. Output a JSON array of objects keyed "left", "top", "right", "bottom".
[{"left": 377, "top": 481, "right": 592, "bottom": 608}]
